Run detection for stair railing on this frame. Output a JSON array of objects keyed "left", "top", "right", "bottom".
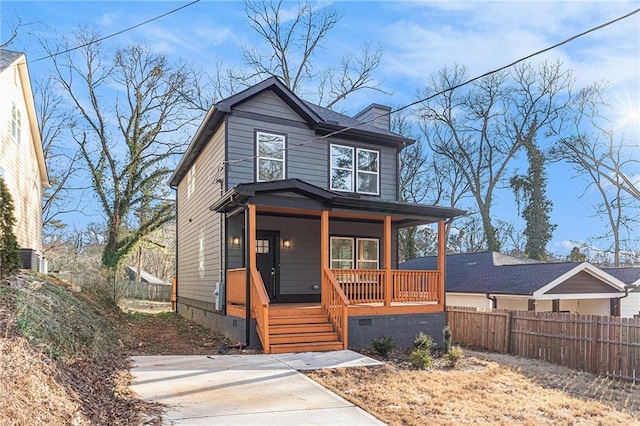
[
  {"left": 322, "top": 267, "right": 350, "bottom": 348},
  {"left": 250, "top": 266, "right": 270, "bottom": 353}
]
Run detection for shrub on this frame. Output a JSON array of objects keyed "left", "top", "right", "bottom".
[
  {"left": 371, "top": 335, "right": 394, "bottom": 357},
  {"left": 0, "top": 178, "right": 21, "bottom": 279},
  {"left": 444, "top": 345, "right": 464, "bottom": 367},
  {"left": 413, "top": 332, "right": 434, "bottom": 352},
  {"left": 443, "top": 326, "right": 452, "bottom": 354},
  {"left": 410, "top": 348, "right": 433, "bottom": 370}
]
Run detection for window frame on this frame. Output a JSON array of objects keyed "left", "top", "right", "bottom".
[
  {"left": 329, "top": 236, "right": 380, "bottom": 270},
  {"left": 256, "top": 131, "right": 286, "bottom": 182},
  {"left": 356, "top": 147, "right": 379, "bottom": 195},
  {"left": 11, "top": 103, "right": 21, "bottom": 144},
  {"left": 329, "top": 144, "right": 379, "bottom": 195}
]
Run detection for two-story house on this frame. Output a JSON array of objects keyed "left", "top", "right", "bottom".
[
  {"left": 170, "top": 77, "right": 463, "bottom": 353},
  {"left": 0, "top": 49, "right": 49, "bottom": 272}
]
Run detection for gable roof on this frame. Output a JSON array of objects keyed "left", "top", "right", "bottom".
[
  {"left": 0, "top": 49, "right": 49, "bottom": 187},
  {"left": 170, "top": 77, "right": 413, "bottom": 188},
  {"left": 602, "top": 267, "right": 640, "bottom": 287},
  {"left": 124, "top": 266, "right": 167, "bottom": 284},
  {"left": 400, "top": 251, "right": 626, "bottom": 297},
  {"left": 0, "top": 49, "right": 22, "bottom": 71}
]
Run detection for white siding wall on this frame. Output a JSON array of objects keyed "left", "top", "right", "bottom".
[
  {"left": 621, "top": 292, "right": 640, "bottom": 318},
  {"left": 0, "top": 59, "right": 43, "bottom": 254},
  {"left": 446, "top": 294, "right": 492, "bottom": 309},
  {"left": 176, "top": 124, "right": 226, "bottom": 304}
]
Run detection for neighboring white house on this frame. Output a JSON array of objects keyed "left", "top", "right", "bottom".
[
  {"left": 602, "top": 267, "right": 640, "bottom": 318},
  {"left": 401, "top": 252, "right": 633, "bottom": 317},
  {"left": 0, "top": 49, "right": 49, "bottom": 271}
]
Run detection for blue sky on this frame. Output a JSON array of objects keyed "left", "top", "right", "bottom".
[{"left": 2, "top": 0, "right": 639, "bottom": 257}]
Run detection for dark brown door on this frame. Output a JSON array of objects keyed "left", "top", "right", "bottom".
[{"left": 256, "top": 230, "right": 280, "bottom": 303}]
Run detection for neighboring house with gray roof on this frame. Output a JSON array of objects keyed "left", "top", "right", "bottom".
[
  {"left": 602, "top": 267, "right": 640, "bottom": 318},
  {"left": 169, "top": 76, "right": 464, "bottom": 353},
  {"left": 0, "top": 49, "right": 49, "bottom": 272},
  {"left": 401, "top": 252, "right": 633, "bottom": 317}
]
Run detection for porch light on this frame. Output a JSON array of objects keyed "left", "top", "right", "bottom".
[
  {"left": 282, "top": 239, "right": 291, "bottom": 250},
  {"left": 231, "top": 237, "right": 241, "bottom": 249}
]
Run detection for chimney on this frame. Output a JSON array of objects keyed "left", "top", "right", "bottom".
[{"left": 353, "top": 103, "right": 391, "bottom": 132}]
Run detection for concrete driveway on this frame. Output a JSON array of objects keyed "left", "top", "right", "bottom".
[{"left": 130, "top": 351, "right": 384, "bottom": 425}]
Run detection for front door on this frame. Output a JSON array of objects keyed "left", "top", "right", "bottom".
[{"left": 256, "top": 230, "right": 279, "bottom": 303}]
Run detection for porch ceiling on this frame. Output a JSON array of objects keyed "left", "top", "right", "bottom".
[{"left": 211, "top": 179, "right": 465, "bottom": 226}]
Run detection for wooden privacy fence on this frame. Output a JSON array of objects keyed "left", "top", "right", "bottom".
[
  {"left": 447, "top": 306, "right": 640, "bottom": 382},
  {"left": 52, "top": 272, "right": 172, "bottom": 302}
]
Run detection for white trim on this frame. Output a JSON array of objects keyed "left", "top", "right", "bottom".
[
  {"left": 256, "top": 131, "right": 286, "bottom": 182},
  {"left": 533, "top": 262, "right": 627, "bottom": 298},
  {"left": 356, "top": 147, "right": 379, "bottom": 195},
  {"left": 330, "top": 144, "right": 354, "bottom": 192},
  {"left": 329, "top": 144, "right": 380, "bottom": 195}
]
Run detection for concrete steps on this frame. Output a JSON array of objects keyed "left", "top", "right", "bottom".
[{"left": 266, "top": 305, "right": 344, "bottom": 353}]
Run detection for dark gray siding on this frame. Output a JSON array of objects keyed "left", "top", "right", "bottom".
[
  {"left": 258, "top": 216, "right": 321, "bottom": 295},
  {"left": 176, "top": 123, "right": 226, "bottom": 306},
  {"left": 226, "top": 90, "right": 398, "bottom": 201}
]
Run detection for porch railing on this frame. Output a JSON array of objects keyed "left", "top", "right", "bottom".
[
  {"left": 322, "top": 267, "right": 349, "bottom": 348},
  {"left": 392, "top": 270, "right": 440, "bottom": 303},
  {"left": 250, "top": 266, "right": 270, "bottom": 353},
  {"left": 330, "top": 269, "right": 441, "bottom": 305},
  {"left": 331, "top": 269, "right": 385, "bottom": 304}
]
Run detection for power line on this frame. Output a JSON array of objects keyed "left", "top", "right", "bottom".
[
  {"left": 30, "top": 0, "right": 200, "bottom": 63},
  {"left": 224, "top": 6, "right": 640, "bottom": 167}
]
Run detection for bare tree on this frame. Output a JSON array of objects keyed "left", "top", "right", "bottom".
[
  {"left": 236, "top": 0, "right": 386, "bottom": 109},
  {"left": 44, "top": 28, "right": 199, "bottom": 271},
  {"left": 34, "top": 78, "right": 83, "bottom": 255},
  {"left": 395, "top": 108, "right": 471, "bottom": 260},
  {"left": 418, "top": 61, "right": 573, "bottom": 251},
  {"left": 553, "top": 83, "right": 639, "bottom": 266}
]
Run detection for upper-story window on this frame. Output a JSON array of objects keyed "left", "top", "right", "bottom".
[
  {"left": 11, "top": 103, "right": 21, "bottom": 144},
  {"left": 330, "top": 144, "right": 379, "bottom": 195},
  {"left": 256, "top": 131, "right": 286, "bottom": 182}
]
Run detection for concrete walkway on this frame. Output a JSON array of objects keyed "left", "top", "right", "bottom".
[{"left": 130, "top": 351, "right": 385, "bottom": 425}]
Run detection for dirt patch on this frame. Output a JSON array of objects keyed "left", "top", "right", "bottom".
[
  {"left": 306, "top": 348, "right": 640, "bottom": 426},
  {"left": 123, "top": 311, "right": 240, "bottom": 356},
  {"left": 118, "top": 299, "right": 172, "bottom": 315}
]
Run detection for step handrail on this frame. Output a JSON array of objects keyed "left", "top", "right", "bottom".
[
  {"left": 250, "top": 266, "right": 270, "bottom": 353},
  {"left": 322, "top": 267, "right": 350, "bottom": 348}
]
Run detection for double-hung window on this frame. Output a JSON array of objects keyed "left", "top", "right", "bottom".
[
  {"left": 330, "top": 144, "right": 379, "bottom": 195},
  {"left": 256, "top": 132, "right": 285, "bottom": 182},
  {"left": 330, "top": 237, "right": 379, "bottom": 270},
  {"left": 11, "top": 103, "right": 21, "bottom": 144}
]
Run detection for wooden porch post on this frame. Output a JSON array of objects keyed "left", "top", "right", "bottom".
[
  {"left": 384, "top": 216, "right": 392, "bottom": 306},
  {"left": 321, "top": 210, "right": 329, "bottom": 307},
  {"left": 437, "top": 220, "right": 446, "bottom": 307}
]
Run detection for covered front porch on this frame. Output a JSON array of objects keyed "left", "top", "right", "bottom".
[{"left": 212, "top": 179, "right": 463, "bottom": 353}]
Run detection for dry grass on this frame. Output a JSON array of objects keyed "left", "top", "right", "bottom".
[
  {"left": 0, "top": 303, "right": 88, "bottom": 426},
  {"left": 307, "top": 349, "right": 640, "bottom": 425},
  {"left": 0, "top": 273, "right": 165, "bottom": 425}
]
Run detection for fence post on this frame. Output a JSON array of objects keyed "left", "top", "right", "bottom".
[
  {"left": 504, "top": 310, "right": 512, "bottom": 354},
  {"left": 590, "top": 315, "right": 600, "bottom": 373}
]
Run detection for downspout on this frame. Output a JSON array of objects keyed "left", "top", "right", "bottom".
[
  {"left": 173, "top": 186, "right": 179, "bottom": 313},
  {"left": 217, "top": 178, "right": 225, "bottom": 315},
  {"left": 485, "top": 293, "right": 497, "bottom": 309},
  {"left": 244, "top": 205, "right": 251, "bottom": 347}
]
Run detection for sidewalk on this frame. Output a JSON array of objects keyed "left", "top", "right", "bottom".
[{"left": 130, "top": 351, "right": 385, "bottom": 425}]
